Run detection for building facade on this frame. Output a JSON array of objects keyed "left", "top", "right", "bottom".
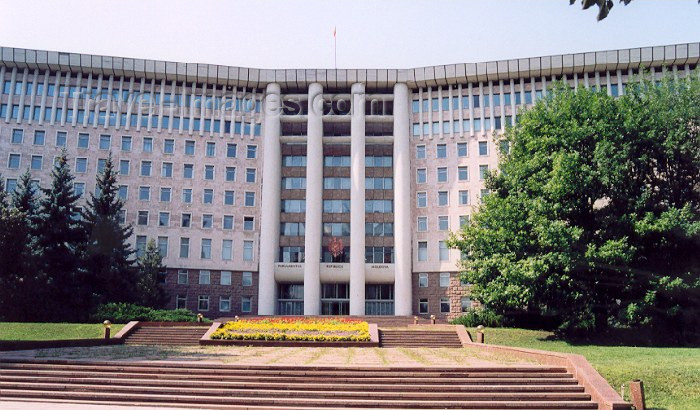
[{"left": 1, "top": 43, "right": 698, "bottom": 319}]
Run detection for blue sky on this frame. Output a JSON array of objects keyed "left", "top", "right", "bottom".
[{"left": 0, "top": 0, "right": 698, "bottom": 69}]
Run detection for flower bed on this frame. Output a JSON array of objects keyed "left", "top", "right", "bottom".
[{"left": 210, "top": 318, "right": 371, "bottom": 342}]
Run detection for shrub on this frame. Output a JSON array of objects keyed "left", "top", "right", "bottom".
[
  {"left": 450, "top": 308, "right": 505, "bottom": 328},
  {"left": 91, "top": 303, "right": 207, "bottom": 323},
  {"left": 211, "top": 318, "right": 371, "bottom": 342}
]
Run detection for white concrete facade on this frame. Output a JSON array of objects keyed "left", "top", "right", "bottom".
[{"left": 1, "top": 43, "right": 698, "bottom": 317}]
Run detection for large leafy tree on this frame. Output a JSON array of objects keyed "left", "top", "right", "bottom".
[
  {"left": 569, "top": 1, "right": 699, "bottom": 21},
  {"left": 36, "top": 150, "right": 86, "bottom": 320},
  {"left": 449, "top": 75, "right": 700, "bottom": 343},
  {"left": 82, "top": 153, "right": 138, "bottom": 308},
  {"left": 135, "top": 239, "right": 168, "bottom": 309}
]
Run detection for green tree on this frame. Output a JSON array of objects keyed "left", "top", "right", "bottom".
[
  {"left": 82, "top": 153, "right": 138, "bottom": 309},
  {"left": 449, "top": 75, "right": 700, "bottom": 343},
  {"left": 36, "top": 150, "right": 86, "bottom": 320},
  {"left": 135, "top": 239, "right": 168, "bottom": 309}
]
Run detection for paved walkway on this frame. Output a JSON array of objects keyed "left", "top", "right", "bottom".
[{"left": 0, "top": 344, "right": 530, "bottom": 367}]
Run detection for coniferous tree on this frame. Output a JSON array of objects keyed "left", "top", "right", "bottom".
[
  {"left": 12, "top": 169, "right": 39, "bottom": 222},
  {"left": 135, "top": 239, "right": 168, "bottom": 308},
  {"left": 36, "top": 150, "right": 86, "bottom": 320},
  {"left": 82, "top": 153, "right": 137, "bottom": 308}
]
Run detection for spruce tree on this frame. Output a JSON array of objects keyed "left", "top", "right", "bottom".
[
  {"left": 36, "top": 150, "right": 86, "bottom": 320},
  {"left": 82, "top": 153, "right": 137, "bottom": 307},
  {"left": 12, "top": 169, "right": 39, "bottom": 221},
  {"left": 136, "top": 239, "right": 168, "bottom": 308}
]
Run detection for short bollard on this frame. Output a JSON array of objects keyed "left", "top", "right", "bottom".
[
  {"left": 197, "top": 313, "right": 203, "bottom": 323},
  {"left": 413, "top": 316, "right": 418, "bottom": 325},
  {"left": 629, "top": 380, "right": 646, "bottom": 410},
  {"left": 103, "top": 320, "right": 112, "bottom": 339},
  {"left": 476, "top": 325, "right": 485, "bottom": 344},
  {"left": 430, "top": 315, "right": 436, "bottom": 325}
]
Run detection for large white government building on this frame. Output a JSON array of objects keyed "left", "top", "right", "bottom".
[{"left": 1, "top": 43, "right": 698, "bottom": 318}]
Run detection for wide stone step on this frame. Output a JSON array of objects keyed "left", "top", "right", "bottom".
[
  {"left": 0, "top": 389, "right": 598, "bottom": 409},
  {"left": 0, "top": 375, "right": 586, "bottom": 393}
]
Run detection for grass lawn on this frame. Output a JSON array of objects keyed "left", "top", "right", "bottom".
[
  {"left": 468, "top": 327, "right": 700, "bottom": 410},
  {"left": 0, "top": 322, "right": 125, "bottom": 341}
]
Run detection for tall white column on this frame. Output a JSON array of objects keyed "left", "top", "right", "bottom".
[
  {"left": 349, "top": 83, "right": 366, "bottom": 315},
  {"left": 393, "top": 83, "right": 412, "bottom": 316},
  {"left": 257, "top": 83, "right": 282, "bottom": 315},
  {"left": 304, "top": 82, "right": 323, "bottom": 315}
]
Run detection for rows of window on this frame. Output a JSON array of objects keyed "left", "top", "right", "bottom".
[
  {"left": 276, "top": 283, "right": 395, "bottom": 316},
  {"left": 278, "top": 222, "right": 394, "bottom": 237},
  {"left": 114, "top": 185, "right": 256, "bottom": 207},
  {"left": 131, "top": 211, "right": 254, "bottom": 230},
  {"left": 177, "top": 294, "right": 253, "bottom": 313},
  {"left": 2, "top": 78, "right": 262, "bottom": 112},
  {"left": 416, "top": 164, "right": 490, "bottom": 184},
  {"left": 416, "top": 188, "right": 489, "bottom": 208},
  {"left": 322, "top": 155, "right": 393, "bottom": 167},
  {"left": 416, "top": 215, "right": 470, "bottom": 232},
  {"left": 416, "top": 240, "right": 461, "bottom": 262},
  {"left": 136, "top": 235, "right": 254, "bottom": 261},
  {"left": 175, "top": 269, "right": 253, "bottom": 286},
  {"left": 413, "top": 117, "right": 508, "bottom": 135},
  {"left": 5, "top": 129, "right": 258, "bottom": 158},
  {"left": 417, "top": 296, "right": 472, "bottom": 314},
  {"left": 277, "top": 246, "right": 395, "bottom": 263},
  {"left": 415, "top": 142, "right": 508, "bottom": 159}
]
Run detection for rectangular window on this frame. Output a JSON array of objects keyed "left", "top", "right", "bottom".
[
  {"left": 73, "top": 182, "right": 85, "bottom": 198},
  {"left": 440, "top": 297, "right": 450, "bottom": 313},
  {"left": 418, "top": 241, "right": 428, "bottom": 261},
  {"left": 121, "top": 136, "right": 132, "bottom": 151},
  {"left": 461, "top": 297, "right": 472, "bottom": 312},
  {"left": 417, "top": 216, "right": 428, "bottom": 232},
  {"left": 225, "top": 167, "right": 236, "bottom": 182},
  {"left": 202, "top": 214, "right": 213, "bottom": 228},
  {"left": 11, "top": 129, "right": 23, "bottom": 144},
  {"left": 226, "top": 143, "right": 237, "bottom": 158},
  {"left": 219, "top": 297, "right": 231, "bottom": 312},
  {"left": 142, "top": 137, "right": 153, "bottom": 152},
  {"left": 118, "top": 185, "right": 128, "bottom": 200},
  {"left": 246, "top": 168, "right": 256, "bottom": 183},
  {"left": 457, "top": 142, "right": 468, "bottom": 157},
  {"left": 158, "top": 211, "right": 170, "bottom": 226},
  {"left": 137, "top": 211, "right": 149, "bottom": 226},
  {"left": 416, "top": 169, "right": 426, "bottom": 184},
  {"left": 176, "top": 295, "right": 187, "bottom": 309},
  {"left": 224, "top": 190, "right": 235, "bottom": 205},
  {"left": 119, "top": 160, "right": 130, "bottom": 176},
  {"left": 222, "top": 239, "right": 233, "bottom": 260},
  {"left": 416, "top": 145, "right": 426, "bottom": 159},
  {"left": 417, "top": 192, "right": 427, "bottom": 208},
  {"left": 440, "top": 272, "right": 450, "bottom": 288},
  {"left": 161, "top": 162, "right": 173, "bottom": 178},
  {"left": 177, "top": 269, "right": 188, "bottom": 284},
  {"left": 181, "top": 213, "right": 191, "bottom": 228},
  {"left": 204, "top": 165, "right": 214, "bottom": 180},
  {"left": 244, "top": 192, "right": 255, "bottom": 207},
  {"left": 459, "top": 190, "right": 470, "bottom": 205},
  {"left": 419, "top": 299, "right": 428, "bottom": 314},
  {"left": 241, "top": 296, "right": 252, "bottom": 313},
  {"left": 438, "top": 191, "right": 449, "bottom": 206},
  {"left": 157, "top": 236, "right": 168, "bottom": 257},
  {"left": 479, "top": 164, "right": 489, "bottom": 180},
  {"left": 179, "top": 238, "right": 190, "bottom": 258},
  {"left": 478, "top": 141, "right": 488, "bottom": 156},
  {"left": 246, "top": 145, "right": 257, "bottom": 159},
  {"left": 7, "top": 154, "right": 21, "bottom": 169},
  {"left": 75, "top": 158, "right": 88, "bottom": 173},
  {"left": 243, "top": 241, "right": 254, "bottom": 261},
  {"left": 244, "top": 216, "right": 255, "bottom": 231},
  {"left": 220, "top": 271, "right": 232, "bottom": 286},
  {"left": 33, "top": 130, "right": 45, "bottom": 146},
  {"left": 418, "top": 272, "right": 428, "bottom": 288},
  {"left": 438, "top": 216, "right": 449, "bottom": 231},
  {"left": 163, "top": 138, "right": 174, "bottom": 154},
  {"left": 140, "top": 161, "right": 152, "bottom": 177},
  {"left": 203, "top": 189, "right": 214, "bottom": 204},
  {"left": 206, "top": 141, "right": 216, "bottom": 157},
  {"left": 198, "top": 295, "right": 210, "bottom": 311},
  {"left": 182, "top": 189, "right": 192, "bottom": 203},
  {"left": 136, "top": 235, "right": 147, "bottom": 258},
  {"left": 459, "top": 215, "right": 470, "bottom": 227},
  {"left": 437, "top": 167, "right": 448, "bottom": 183},
  {"left": 183, "top": 164, "right": 194, "bottom": 179},
  {"left": 242, "top": 271, "right": 253, "bottom": 287},
  {"left": 223, "top": 215, "right": 234, "bottom": 230},
  {"left": 99, "top": 134, "right": 111, "bottom": 150},
  {"left": 458, "top": 166, "right": 469, "bottom": 181},
  {"left": 201, "top": 240, "right": 212, "bottom": 259},
  {"left": 56, "top": 131, "right": 67, "bottom": 147},
  {"left": 436, "top": 144, "right": 446, "bottom": 158},
  {"left": 30, "top": 155, "right": 42, "bottom": 170},
  {"left": 439, "top": 241, "right": 449, "bottom": 261},
  {"left": 185, "top": 140, "right": 195, "bottom": 155}
]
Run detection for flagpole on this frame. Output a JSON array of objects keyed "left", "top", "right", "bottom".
[{"left": 334, "top": 29, "right": 337, "bottom": 69}]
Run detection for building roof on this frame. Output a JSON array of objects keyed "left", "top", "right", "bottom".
[{"left": 1, "top": 43, "right": 698, "bottom": 89}]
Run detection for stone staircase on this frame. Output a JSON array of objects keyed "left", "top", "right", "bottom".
[
  {"left": 379, "top": 328, "right": 464, "bottom": 348},
  {"left": 0, "top": 359, "right": 599, "bottom": 409},
  {"left": 122, "top": 325, "right": 208, "bottom": 346}
]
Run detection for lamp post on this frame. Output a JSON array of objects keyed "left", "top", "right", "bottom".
[
  {"left": 103, "top": 320, "right": 112, "bottom": 339},
  {"left": 476, "top": 325, "right": 485, "bottom": 343}
]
